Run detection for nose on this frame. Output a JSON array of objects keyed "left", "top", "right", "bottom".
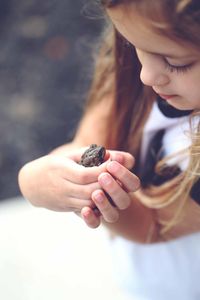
[
  {"left": 136, "top": 49, "right": 170, "bottom": 87},
  {"left": 140, "top": 65, "right": 170, "bottom": 87}
]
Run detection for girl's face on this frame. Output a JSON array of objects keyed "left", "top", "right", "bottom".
[{"left": 107, "top": 6, "right": 200, "bottom": 110}]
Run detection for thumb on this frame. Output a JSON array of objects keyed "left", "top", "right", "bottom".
[{"left": 108, "top": 150, "right": 135, "bottom": 170}]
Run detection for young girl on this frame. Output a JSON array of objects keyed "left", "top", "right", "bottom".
[{"left": 18, "top": 0, "right": 200, "bottom": 298}]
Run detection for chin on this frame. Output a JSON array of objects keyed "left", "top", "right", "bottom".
[{"left": 167, "top": 99, "right": 194, "bottom": 111}]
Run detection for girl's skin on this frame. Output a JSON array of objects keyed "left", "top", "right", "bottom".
[
  {"left": 19, "top": 96, "right": 155, "bottom": 243},
  {"left": 107, "top": 6, "right": 200, "bottom": 111},
  {"left": 18, "top": 5, "right": 200, "bottom": 243}
]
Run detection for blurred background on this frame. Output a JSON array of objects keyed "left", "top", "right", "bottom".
[
  {"left": 0, "top": 1, "right": 130, "bottom": 299},
  {"left": 0, "top": 0, "right": 104, "bottom": 200}
]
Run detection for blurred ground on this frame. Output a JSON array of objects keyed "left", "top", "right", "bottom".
[
  {"left": 0, "top": 0, "right": 104, "bottom": 200},
  {"left": 0, "top": 198, "right": 130, "bottom": 300}
]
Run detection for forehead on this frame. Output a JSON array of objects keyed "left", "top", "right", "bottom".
[{"left": 107, "top": 5, "right": 199, "bottom": 59}]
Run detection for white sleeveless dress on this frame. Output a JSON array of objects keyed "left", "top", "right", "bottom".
[
  {"left": 109, "top": 101, "right": 200, "bottom": 300},
  {"left": 111, "top": 233, "right": 200, "bottom": 300}
]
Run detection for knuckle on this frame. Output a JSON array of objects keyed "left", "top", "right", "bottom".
[
  {"left": 101, "top": 202, "right": 119, "bottom": 223},
  {"left": 98, "top": 173, "right": 113, "bottom": 189},
  {"left": 128, "top": 155, "right": 135, "bottom": 168},
  {"left": 57, "top": 201, "right": 70, "bottom": 211},
  {"left": 127, "top": 176, "right": 140, "bottom": 192},
  {"left": 105, "top": 212, "right": 119, "bottom": 223},
  {"left": 85, "top": 184, "right": 99, "bottom": 199},
  {"left": 133, "top": 177, "right": 141, "bottom": 191},
  {"left": 118, "top": 166, "right": 128, "bottom": 179},
  {"left": 118, "top": 196, "right": 131, "bottom": 210},
  {"left": 83, "top": 186, "right": 93, "bottom": 199},
  {"left": 77, "top": 170, "right": 89, "bottom": 184}
]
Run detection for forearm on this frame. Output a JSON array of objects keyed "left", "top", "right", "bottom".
[{"left": 103, "top": 193, "right": 160, "bottom": 244}]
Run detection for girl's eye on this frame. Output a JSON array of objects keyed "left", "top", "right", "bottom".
[{"left": 164, "top": 59, "right": 194, "bottom": 74}]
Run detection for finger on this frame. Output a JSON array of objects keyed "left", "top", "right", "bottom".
[
  {"left": 68, "top": 148, "right": 134, "bottom": 169},
  {"left": 106, "top": 161, "right": 140, "bottom": 192},
  {"left": 51, "top": 196, "right": 93, "bottom": 212},
  {"left": 92, "top": 189, "right": 119, "bottom": 223},
  {"left": 98, "top": 173, "right": 131, "bottom": 210},
  {"left": 81, "top": 207, "right": 101, "bottom": 228},
  {"left": 108, "top": 151, "right": 135, "bottom": 169},
  {"left": 61, "top": 158, "right": 108, "bottom": 184},
  {"left": 62, "top": 179, "right": 101, "bottom": 199}
]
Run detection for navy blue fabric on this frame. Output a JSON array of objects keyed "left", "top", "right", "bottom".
[
  {"left": 190, "top": 179, "right": 200, "bottom": 204},
  {"left": 157, "top": 97, "right": 193, "bottom": 118},
  {"left": 141, "top": 100, "right": 200, "bottom": 204},
  {"left": 141, "top": 129, "right": 181, "bottom": 188}
]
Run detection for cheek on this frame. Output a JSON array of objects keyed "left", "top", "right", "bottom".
[
  {"left": 184, "top": 69, "right": 200, "bottom": 99},
  {"left": 174, "top": 75, "right": 198, "bottom": 97},
  {"left": 189, "top": 91, "right": 200, "bottom": 109},
  {"left": 183, "top": 78, "right": 200, "bottom": 100},
  {"left": 180, "top": 83, "right": 200, "bottom": 109},
  {"left": 169, "top": 76, "right": 200, "bottom": 109}
]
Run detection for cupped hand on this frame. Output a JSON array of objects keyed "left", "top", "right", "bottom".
[
  {"left": 81, "top": 156, "right": 140, "bottom": 228},
  {"left": 18, "top": 147, "right": 140, "bottom": 227},
  {"left": 18, "top": 150, "right": 108, "bottom": 212}
]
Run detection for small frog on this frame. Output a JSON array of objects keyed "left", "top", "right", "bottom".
[
  {"left": 79, "top": 144, "right": 116, "bottom": 208},
  {"left": 79, "top": 144, "right": 106, "bottom": 167}
]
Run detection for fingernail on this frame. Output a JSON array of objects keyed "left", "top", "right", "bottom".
[
  {"left": 112, "top": 153, "right": 124, "bottom": 164},
  {"left": 83, "top": 209, "right": 91, "bottom": 218},
  {"left": 107, "top": 161, "right": 120, "bottom": 173},
  {"left": 93, "top": 192, "right": 104, "bottom": 204},
  {"left": 99, "top": 173, "right": 112, "bottom": 186}
]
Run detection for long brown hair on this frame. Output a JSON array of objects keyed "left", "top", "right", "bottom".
[
  {"left": 85, "top": 0, "right": 200, "bottom": 236},
  {"left": 86, "top": 17, "right": 154, "bottom": 162}
]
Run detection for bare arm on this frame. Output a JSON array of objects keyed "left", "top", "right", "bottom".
[{"left": 19, "top": 96, "right": 158, "bottom": 243}]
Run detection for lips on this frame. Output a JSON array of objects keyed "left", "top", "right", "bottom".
[{"left": 159, "top": 94, "right": 177, "bottom": 100}]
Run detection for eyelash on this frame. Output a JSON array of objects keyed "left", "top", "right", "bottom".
[{"left": 164, "top": 59, "right": 193, "bottom": 74}]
